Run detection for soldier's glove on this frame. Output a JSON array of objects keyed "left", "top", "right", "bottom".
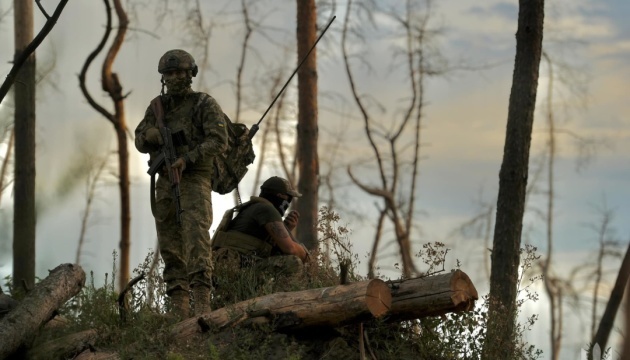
[
  {"left": 145, "top": 127, "right": 163, "bottom": 145},
  {"left": 171, "top": 157, "right": 186, "bottom": 183}
]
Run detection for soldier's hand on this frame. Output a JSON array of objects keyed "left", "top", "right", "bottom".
[
  {"left": 145, "top": 127, "right": 163, "bottom": 145},
  {"left": 298, "top": 242, "right": 311, "bottom": 263},
  {"left": 171, "top": 157, "right": 186, "bottom": 183},
  {"left": 284, "top": 210, "right": 299, "bottom": 231}
]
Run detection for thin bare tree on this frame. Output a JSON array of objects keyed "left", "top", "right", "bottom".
[
  {"left": 79, "top": 0, "right": 131, "bottom": 291},
  {"left": 540, "top": 50, "right": 562, "bottom": 360},
  {"left": 295, "top": 0, "right": 320, "bottom": 250},
  {"left": 590, "top": 238, "right": 628, "bottom": 355},
  {"left": 76, "top": 153, "right": 111, "bottom": 265},
  {"left": 12, "top": 0, "right": 37, "bottom": 293},
  {"left": 341, "top": 0, "right": 443, "bottom": 278}
]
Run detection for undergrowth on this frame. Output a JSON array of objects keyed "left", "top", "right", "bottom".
[{"left": 20, "top": 207, "right": 542, "bottom": 359}]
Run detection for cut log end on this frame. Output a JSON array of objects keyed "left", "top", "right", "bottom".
[
  {"left": 450, "top": 270, "right": 479, "bottom": 311},
  {"left": 366, "top": 279, "right": 392, "bottom": 318}
]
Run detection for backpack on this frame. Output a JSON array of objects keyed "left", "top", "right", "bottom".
[
  {"left": 210, "top": 197, "right": 267, "bottom": 244},
  {"left": 210, "top": 197, "right": 274, "bottom": 257},
  {"left": 211, "top": 113, "right": 256, "bottom": 194}
]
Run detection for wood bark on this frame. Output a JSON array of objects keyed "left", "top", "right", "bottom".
[
  {"left": 10, "top": 269, "right": 478, "bottom": 357},
  {"left": 0, "top": 293, "right": 18, "bottom": 320},
  {"left": 78, "top": 0, "right": 131, "bottom": 290},
  {"left": 28, "top": 329, "right": 98, "bottom": 360},
  {"left": 482, "top": 1, "right": 545, "bottom": 359},
  {"left": 386, "top": 270, "right": 479, "bottom": 322},
  {"left": 13, "top": 0, "right": 37, "bottom": 293},
  {"left": 171, "top": 278, "right": 391, "bottom": 339},
  {"left": 0, "top": 264, "right": 86, "bottom": 359},
  {"left": 295, "top": 0, "right": 319, "bottom": 250},
  {"left": 591, "top": 241, "right": 630, "bottom": 353}
]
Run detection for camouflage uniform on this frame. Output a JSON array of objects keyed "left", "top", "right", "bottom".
[{"left": 135, "top": 91, "right": 228, "bottom": 294}]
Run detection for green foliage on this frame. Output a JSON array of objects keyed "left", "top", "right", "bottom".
[{"left": 24, "top": 208, "right": 542, "bottom": 359}]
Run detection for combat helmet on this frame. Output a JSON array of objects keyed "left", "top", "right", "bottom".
[{"left": 158, "top": 49, "right": 198, "bottom": 77}]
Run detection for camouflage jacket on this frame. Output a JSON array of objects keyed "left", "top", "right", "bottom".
[{"left": 135, "top": 91, "right": 228, "bottom": 176}]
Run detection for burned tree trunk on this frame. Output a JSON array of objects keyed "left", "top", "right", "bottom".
[
  {"left": 0, "top": 263, "right": 85, "bottom": 359},
  {"left": 386, "top": 269, "right": 479, "bottom": 322},
  {"left": 172, "top": 278, "right": 392, "bottom": 338}
]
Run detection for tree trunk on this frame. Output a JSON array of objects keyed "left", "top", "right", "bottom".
[
  {"left": 171, "top": 278, "right": 391, "bottom": 338},
  {"left": 0, "top": 264, "right": 86, "bottom": 359},
  {"left": 624, "top": 275, "right": 630, "bottom": 359},
  {"left": 591, "top": 241, "right": 630, "bottom": 353},
  {"left": 12, "top": 0, "right": 37, "bottom": 294},
  {"left": 295, "top": 0, "right": 319, "bottom": 250},
  {"left": 104, "top": 0, "right": 131, "bottom": 291},
  {"left": 386, "top": 270, "right": 479, "bottom": 322},
  {"left": 481, "top": 1, "right": 545, "bottom": 359}
]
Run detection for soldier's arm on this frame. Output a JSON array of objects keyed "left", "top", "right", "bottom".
[
  {"left": 264, "top": 221, "right": 308, "bottom": 262},
  {"left": 134, "top": 105, "right": 160, "bottom": 154},
  {"left": 183, "top": 95, "right": 228, "bottom": 165}
]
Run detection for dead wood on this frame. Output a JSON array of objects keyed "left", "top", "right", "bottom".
[
  {"left": 0, "top": 292, "right": 18, "bottom": 320},
  {"left": 386, "top": 269, "right": 478, "bottom": 322},
  {"left": 0, "top": 263, "right": 85, "bottom": 359},
  {"left": 171, "top": 278, "right": 392, "bottom": 339},
  {"left": 74, "top": 349, "right": 120, "bottom": 360},
  {"left": 28, "top": 329, "right": 98, "bottom": 360}
]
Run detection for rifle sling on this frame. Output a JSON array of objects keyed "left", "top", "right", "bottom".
[{"left": 149, "top": 96, "right": 165, "bottom": 220}]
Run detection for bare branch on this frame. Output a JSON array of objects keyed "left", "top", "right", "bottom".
[
  {"left": 78, "top": 0, "right": 114, "bottom": 123},
  {"left": 0, "top": 0, "right": 69, "bottom": 104}
]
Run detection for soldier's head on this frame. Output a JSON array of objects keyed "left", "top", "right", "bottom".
[
  {"left": 260, "top": 176, "right": 301, "bottom": 215},
  {"left": 158, "top": 49, "right": 198, "bottom": 96}
]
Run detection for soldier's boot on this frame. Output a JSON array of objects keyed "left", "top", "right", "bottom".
[
  {"left": 168, "top": 289, "right": 190, "bottom": 319},
  {"left": 192, "top": 285, "right": 212, "bottom": 316}
]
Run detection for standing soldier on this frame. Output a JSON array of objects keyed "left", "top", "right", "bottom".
[{"left": 135, "top": 49, "right": 228, "bottom": 318}]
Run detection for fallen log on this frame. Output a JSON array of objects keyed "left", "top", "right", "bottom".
[
  {"left": 172, "top": 278, "right": 392, "bottom": 339},
  {"left": 28, "top": 329, "right": 98, "bottom": 360},
  {"left": 0, "top": 263, "right": 86, "bottom": 360},
  {"left": 386, "top": 269, "right": 478, "bottom": 322},
  {"left": 74, "top": 349, "right": 120, "bottom": 360},
  {"left": 0, "top": 292, "right": 18, "bottom": 320}
]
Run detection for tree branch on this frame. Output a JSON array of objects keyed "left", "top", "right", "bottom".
[{"left": 0, "top": 0, "right": 70, "bottom": 104}]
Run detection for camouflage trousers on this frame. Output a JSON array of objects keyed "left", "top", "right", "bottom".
[
  {"left": 213, "top": 248, "right": 303, "bottom": 279},
  {"left": 155, "top": 172, "right": 213, "bottom": 294}
]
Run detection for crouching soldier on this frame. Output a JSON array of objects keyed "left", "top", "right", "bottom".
[{"left": 212, "top": 176, "right": 309, "bottom": 280}]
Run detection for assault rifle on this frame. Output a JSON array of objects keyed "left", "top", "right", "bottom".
[
  {"left": 247, "top": 15, "right": 336, "bottom": 139},
  {"left": 147, "top": 96, "right": 184, "bottom": 225}
]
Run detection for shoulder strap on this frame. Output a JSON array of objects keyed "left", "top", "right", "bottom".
[
  {"left": 150, "top": 96, "right": 165, "bottom": 128},
  {"left": 211, "top": 201, "right": 252, "bottom": 246},
  {"left": 149, "top": 96, "right": 165, "bottom": 220}
]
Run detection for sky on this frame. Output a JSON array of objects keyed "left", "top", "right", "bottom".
[{"left": 0, "top": 1, "right": 629, "bottom": 359}]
